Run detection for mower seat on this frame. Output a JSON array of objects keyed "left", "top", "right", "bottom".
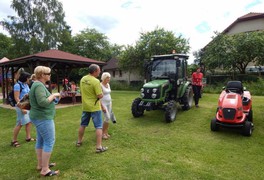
[{"left": 226, "top": 81, "right": 244, "bottom": 95}]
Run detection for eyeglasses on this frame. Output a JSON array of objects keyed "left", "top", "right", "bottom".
[{"left": 44, "top": 73, "right": 51, "bottom": 76}]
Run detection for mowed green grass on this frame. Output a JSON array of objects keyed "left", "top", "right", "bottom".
[{"left": 0, "top": 91, "right": 263, "bottom": 179}]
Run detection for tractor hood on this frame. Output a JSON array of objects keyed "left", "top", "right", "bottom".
[{"left": 143, "top": 80, "right": 169, "bottom": 88}]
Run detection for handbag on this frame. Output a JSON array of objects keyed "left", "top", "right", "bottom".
[
  {"left": 17, "top": 94, "right": 30, "bottom": 110},
  {"left": 110, "top": 111, "right": 117, "bottom": 124}
]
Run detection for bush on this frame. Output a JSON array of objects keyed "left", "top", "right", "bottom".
[
  {"left": 203, "top": 77, "right": 264, "bottom": 96},
  {"left": 110, "top": 80, "right": 143, "bottom": 91}
]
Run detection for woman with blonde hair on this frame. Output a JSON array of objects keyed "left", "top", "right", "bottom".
[
  {"left": 29, "top": 66, "right": 61, "bottom": 176},
  {"left": 100, "top": 72, "right": 115, "bottom": 140}
]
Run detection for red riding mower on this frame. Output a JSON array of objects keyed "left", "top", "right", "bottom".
[{"left": 211, "top": 81, "right": 254, "bottom": 136}]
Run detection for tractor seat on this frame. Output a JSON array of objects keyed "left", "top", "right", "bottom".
[{"left": 226, "top": 81, "right": 244, "bottom": 95}]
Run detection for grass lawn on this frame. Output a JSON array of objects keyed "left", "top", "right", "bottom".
[{"left": 0, "top": 91, "right": 264, "bottom": 179}]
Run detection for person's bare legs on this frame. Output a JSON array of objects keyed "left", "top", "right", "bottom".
[
  {"left": 40, "top": 151, "right": 59, "bottom": 175},
  {"left": 36, "top": 148, "right": 42, "bottom": 170},
  {"left": 102, "top": 122, "right": 109, "bottom": 139},
  {"left": 25, "top": 122, "right": 32, "bottom": 139},
  {"left": 96, "top": 128, "right": 103, "bottom": 148},
  {"left": 78, "top": 126, "right": 86, "bottom": 143},
  {"left": 12, "top": 125, "right": 22, "bottom": 142}
]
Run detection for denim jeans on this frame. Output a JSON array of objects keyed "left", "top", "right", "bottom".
[
  {"left": 80, "top": 111, "right": 103, "bottom": 129},
  {"left": 31, "top": 119, "right": 55, "bottom": 152}
]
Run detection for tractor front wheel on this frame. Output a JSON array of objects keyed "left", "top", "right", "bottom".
[
  {"left": 131, "top": 98, "right": 144, "bottom": 117},
  {"left": 165, "top": 100, "right": 177, "bottom": 123}
]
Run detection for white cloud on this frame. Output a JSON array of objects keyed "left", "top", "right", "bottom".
[{"left": 0, "top": 0, "right": 264, "bottom": 63}]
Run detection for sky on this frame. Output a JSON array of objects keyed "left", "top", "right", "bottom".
[{"left": 0, "top": 0, "right": 264, "bottom": 63}]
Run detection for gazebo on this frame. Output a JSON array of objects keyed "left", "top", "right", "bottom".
[{"left": 0, "top": 49, "right": 106, "bottom": 104}]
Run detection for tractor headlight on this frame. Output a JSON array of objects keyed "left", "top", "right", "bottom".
[
  {"left": 141, "top": 93, "right": 145, "bottom": 98},
  {"left": 141, "top": 88, "right": 144, "bottom": 93},
  {"left": 152, "top": 88, "right": 157, "bottom": 93},
  {"left": 151, "top": 93, "right": 157, "bottom": 99}
]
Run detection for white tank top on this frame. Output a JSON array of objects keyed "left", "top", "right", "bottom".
[{"left": 101, "top": 83, "right": 111, "bottom": 105}]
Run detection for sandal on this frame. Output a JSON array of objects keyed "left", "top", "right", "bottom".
[
  {"left": 96, "top": 146, "right": 108, "bottom": 153},
  {"left": 102, "top": 134, "right": 108, "bottom": 140},
  {"left": 25, "top": 138, "right": 36, "bottom": 142},
  {"left": 37, "top": 163, "right": 56, "bottom": 171},
  {"left": 41, "top": 170, "right": 59, "bottom": 176},
  {"left": 76, "top": 142, "right": 82, "bottom": 147},
  {"left": 11, "top": 141, "right": 20, "bottom": 147}
]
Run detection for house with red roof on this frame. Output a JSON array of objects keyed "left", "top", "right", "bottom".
[
  {"left": 223, "top": 12, "right": 264, "bottom": 72},
  {"left": 103, "top": 58, "right": 143, "bottom": 83},
  {"left": 203, "top": 12, "right": 264, "bottom": 72},
  {"left": 223, "top": 12, "right": 264, "bottom": 35}
]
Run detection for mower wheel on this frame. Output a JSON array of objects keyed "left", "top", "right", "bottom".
[
  {"left": 131, "top": 98, "right": 144, "bottom": 117},
  {"left": 242, "top": 121, "right": 253, "bottom": 136},
  {"left": 165, "top": 100, "right": 177, "bottom": 123},
  {"left": 247, "top": 109, "right": 253, "bottom": 122},
  {"left": 211, "top": 118, "right": 219, "bottom": 131}
]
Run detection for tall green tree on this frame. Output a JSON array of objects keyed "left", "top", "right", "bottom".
[
  {"left": 202, "top": 31, "right": 264, "bottom": 74},
  {"left": 71, "top": 28, "right": 113, "bottom": 61},
  {"left": 119, "top": 27, "right": 190, "bottom": 75},
  {"left": 0, "top": 33, "right": 12, "bottom": 58},
  {"left": 0, "top": 0, "right": 69, "bottom": 57}
]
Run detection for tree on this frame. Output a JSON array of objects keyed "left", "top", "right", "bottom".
[
  {"left": 0, "top": 0, "right": 69, "bottom": 57},
  {"left": 0, "top": 33, "right": 12, "bottom": 58},
  {"left": 71, "top": 28, "right": 113, "bottom": 61},
  {"left": 118, "top": 45, "right": 139, "bottom": 82},
  {"left": 202, "top": 31, "right": 264, "bottom": 74},
  {"left": 119, "top": 27, "right": 190, "bottom": 75}
]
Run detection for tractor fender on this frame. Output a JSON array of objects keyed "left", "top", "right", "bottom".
[{"left": 177, "top": 81, "right": 192, "bottom": 98}]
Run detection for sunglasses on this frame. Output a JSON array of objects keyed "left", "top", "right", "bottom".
[{"left": 44, "top": 73, "right": 51, "bottom": 76}]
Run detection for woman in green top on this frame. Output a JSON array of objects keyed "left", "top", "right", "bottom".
[{"left": 29, "top": 66, "right": 60, "bottom": 177}]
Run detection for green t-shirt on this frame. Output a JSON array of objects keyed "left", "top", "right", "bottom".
[
  {"left": 29, "top": 81, "right": 56, "bottom": 120},
  {"left": 80, "top": 74, "right": 102, "bottom": 112}
]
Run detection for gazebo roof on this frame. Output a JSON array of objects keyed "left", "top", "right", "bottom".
[
  {"left": 0, "top": 57, "right": 10, "bottom": 63},
  {"left": 0, "top": 49, "right": 106, "bottom": 68}
]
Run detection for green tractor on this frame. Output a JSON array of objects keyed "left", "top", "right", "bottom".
[{"left": 131, "top": 53, "right": 193, "bottom": 123}]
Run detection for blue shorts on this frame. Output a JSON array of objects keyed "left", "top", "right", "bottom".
[
  {"left": 31, "top": 119, "right": 55, "bottom": 153},
  {"left": 80, "top": 111, "right": 103, "bottom": 129},
  {"left": 15, "top": 106, "right": 31, "bottom": 126}
]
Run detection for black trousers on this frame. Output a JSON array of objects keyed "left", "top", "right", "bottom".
[{"left": 192, "top": 85, "right": 202, "bottom": 105}]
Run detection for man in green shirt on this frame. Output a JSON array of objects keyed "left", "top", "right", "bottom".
[{"left": 76, "top": 64, "right": 108, "bottom": 153}]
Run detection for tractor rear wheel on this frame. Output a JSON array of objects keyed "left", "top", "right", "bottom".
[
  {"left": 182, "top": 85, "right": 193, "bottom": 111},
  {"left": 131, "top": 98, "right": 144, "bottom": 117},
  {"left": 165, "top": 100, "right": 177, "bottom": 123}
]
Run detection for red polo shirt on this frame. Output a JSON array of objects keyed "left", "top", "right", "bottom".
[{"left": 192, "top": 72, "right": 203, "bottom": 86}]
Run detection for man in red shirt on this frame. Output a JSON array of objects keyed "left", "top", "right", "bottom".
[{"left": 192, "top": 67, "right": 203, "bottom": 107}]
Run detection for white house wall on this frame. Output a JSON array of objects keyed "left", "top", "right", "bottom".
[
  {"left": 226, "top": 19, "right": 264, "bottom": 35},
  {"left": 107, "top": 70, "right": 143, "bottom": 82}
]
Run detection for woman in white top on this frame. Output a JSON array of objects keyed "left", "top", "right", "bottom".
[{"left": 101, "top": 72, "right": 113, "bottom": 139}]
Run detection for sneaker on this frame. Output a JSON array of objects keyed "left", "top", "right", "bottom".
[
  {"left": 195, "top": 105, "right": 199, "bottom": 108},
  {"left": 96, "top": 146, "right": 108, "bottom": 153}
]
